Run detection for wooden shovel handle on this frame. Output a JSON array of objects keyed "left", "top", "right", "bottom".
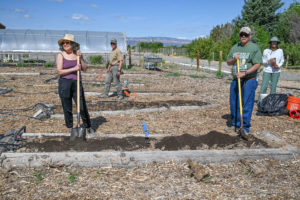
[{"left": 77, "top": 56, "right": 80, "bottom": 113}]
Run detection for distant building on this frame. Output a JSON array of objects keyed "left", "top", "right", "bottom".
[
  {"left": 0, "top": 29, "right": 127, "bottom": 63},
  {"left": 0, "top": 23, "right": 5, "bottom": 29}
]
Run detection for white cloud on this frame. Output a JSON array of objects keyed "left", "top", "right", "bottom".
[
  {"left": 90, "top": 4, "right": 99, "bottom": 8},
  {"left": 72, "top": 13, "right": 90, "bottom": 21},
  {"left": 11, "top": 8, "right": 26, "bottom": 13},
  {"left": 24, "top": 14, "right": 31, "bottom": 18}
]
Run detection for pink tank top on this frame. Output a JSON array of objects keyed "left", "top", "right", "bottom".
[{"left": 61, "top": 55, "right": 78, "bottom": 80}]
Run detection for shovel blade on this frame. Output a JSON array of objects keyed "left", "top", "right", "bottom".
[
  {"left": 70, "top": 127, "right": 86, "bottom": 141},
  {"left": 238, "top": 128, "right": 248, "bottom": 141},
  {"left": 70, "top": 127, "right": 79, "bottom": 141},
  {"left": 78, "top": 127, "right": 86, "bottom": 141}
]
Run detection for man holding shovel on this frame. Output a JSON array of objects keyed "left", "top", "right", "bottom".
[
  {"left": 226, "top": 27, "right": 262, "bottom": 139},
  {"left": 99, "top": 38, "right": 124, "bottom": 100},
  {"left": 56, "top": 34, "right": 94, "bottom": 138}
]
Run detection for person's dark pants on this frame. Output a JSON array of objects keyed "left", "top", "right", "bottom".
[
  {"left": 230, "top": 78, "right": 258, "bottom": 133},
  {"left": 58, "top": 78, "right": 91, "bottom": 129}
]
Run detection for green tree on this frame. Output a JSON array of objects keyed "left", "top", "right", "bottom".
[
  {"left": 210, "top": 23, "right": 235, "bottom": 42},
  {"left": 252, "top": 24, "right": 271, "bottom": 50},
  {"left": 276, "top": 1, "right": 300, "bottom": 43},
  {"left": 281, "top": 42, "right": 300, "bottom": 65},
  {"left": 212, "top": 38, "right": 233, "bottom": 61},
  {"left": 234, "top": 0, "right": 284, "bottom": 34},
  {"left": 187, "top": 37, "right": 215, "bottom": 59}
]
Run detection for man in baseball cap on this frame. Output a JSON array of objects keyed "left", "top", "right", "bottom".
[
  {"left": 225, "top": 27, "right": 263, "bottom": 139},
  {"left": 99, "top": 38, "right": 124, "bottom": 100}
]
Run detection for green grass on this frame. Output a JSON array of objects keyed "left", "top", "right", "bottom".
[
  {"left": 189, "top": 74, "right": 206, "bottom": 79},
  {"left": 67, "top": 172, "right": 77, "bottom": 182},
  {"left": 201, "top": 175, "right": 214, "bottom": 183},
  {"left": 216, "top": 70, "right": 224, "bottom": 78},
  {"left": 165, "top": 72, "right": 181, "bottom": 77},
  {"left": 32, "top": 170, "right": 45, "bottom": 184},
  {"left": 163, "top": 64, "right": 179, "bottom": 69},
  {"left": 286, "top": 65, "right": 300, "bottom": 70},
  {"left": 127, "top": 65, "right": 136, "bottom": 71}
]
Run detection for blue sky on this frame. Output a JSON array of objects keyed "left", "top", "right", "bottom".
[{"left": 0, "top": 0, "right": 296, "bottom": 39}]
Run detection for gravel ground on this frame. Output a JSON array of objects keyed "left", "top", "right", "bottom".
[
  {"left": 0, "top": 158, "right": 299, "bottom": 199},
  {"left": 0, "top": 64, "right": 300, "bottom": 199},
  {"left": 0, "top": 65, "right": 299, "bottom": 146}
]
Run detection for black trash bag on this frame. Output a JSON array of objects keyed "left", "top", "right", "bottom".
[{"left": 257, "top": 94, "right": 292, "bottom": 116}]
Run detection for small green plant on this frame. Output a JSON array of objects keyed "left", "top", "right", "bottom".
[
  {"left": 216, "top": 70, "right": 224, "bottom": 78},
  {"left": 165, "top": 72, "right": 181, "bottom": 77},
  {"left": 45, "top": 62, "right": 55, "bottom": 68},
  {"left": 121, "top": 129, "right": 130, "bottom": 134},
  {"left": 17, "top": 62, "right": 23, "bottom": 67},
  {"left": 121, "top": 62, "right": 127, "bottom": 69},
  {"left": 32, "top": 170, "right": 44, "bottom": 184},
  {"left": 67, "top": 172, "right": 77, "bottom": 182},
  {"left": 88, "top": 55, "right": 104, "bottom": 65},
  {"left": 127, "top": 65, "right": 136, "bottom": 71},
  {"left": 139, "top": 58, "right": 144, "bottom": 66},
  {"left": 189, "top": 74, "right": 206, "bottom": 79},
  {"left": 201, "top": 175, "right": 214, "bottom": 183},
  {"left": 164, "top": 65, "right": 179, "bottom": 70}
]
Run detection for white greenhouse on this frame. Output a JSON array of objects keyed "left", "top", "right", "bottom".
[{"left": 0, "top": 29, "right": 127, "bottom": 65}]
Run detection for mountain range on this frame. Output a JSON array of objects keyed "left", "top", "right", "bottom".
[{"left": 127, "top": 37, "right": 191, "bottom": 47}]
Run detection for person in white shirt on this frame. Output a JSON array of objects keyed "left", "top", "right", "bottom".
[{"left": 258, "top": 36, "right": 284, "bottom": 103}]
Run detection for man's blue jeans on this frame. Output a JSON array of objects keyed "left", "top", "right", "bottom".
[{"left": 230, "top": 79, "right": 258, "bottom": 133}]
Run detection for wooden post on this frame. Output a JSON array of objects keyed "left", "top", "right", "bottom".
[
  {"left": 219, "top": 51, "right": 223, "bottom": 72},
  {"left": 129, "top": 48, "right": 132, "bottom": 66},
  {"left": 123, "top": 55, "right": 127, "bottom": 69},
  {"left": 196, "top": 50, "right": 199, "bottom": 71},
  {"left": 286, "top": 55, "right": 289, "bottom": 68}
]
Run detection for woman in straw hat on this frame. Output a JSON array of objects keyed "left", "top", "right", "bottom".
[
  {"left": 258, "top": 36, "right": 284, "bottom": 103},
  {"left": 56, "top": 33, "right": 94, "bottom": 134}
]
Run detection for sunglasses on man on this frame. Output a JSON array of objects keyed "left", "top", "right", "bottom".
[{"left": 239, "top": 33, "right": 250, "bottom": 38}]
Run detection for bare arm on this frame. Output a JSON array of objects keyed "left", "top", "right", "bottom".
[
  {"left": 77, "top": 50, "right": 87, "bottom": 72},
  {"left": 80, "top": 57, "right": 87, "bottom": 72},
  {"left": 227, "top": 53, "right": 240, "bottom": 66},
  {"left": 118, "top": 60, "right": 123, "bottom": 72},
  {"left": 236, "top": 63, "right": 261, "bottom": 78},
  {"left": 56, "top": 54, "right": 80, "bottom": 76},
  {"left": 107, "top": 64, "right": 111, "bottom": 73}
]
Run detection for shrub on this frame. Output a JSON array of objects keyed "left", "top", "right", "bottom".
[
  {"left": 165, "top": 72, "right": 181, "bottom": 77},
  {"left": 88, "top": 55, "right": 104, "bottom": 65},
  {"left": 45, "top": 62, "right": 55, "bottom": 68},
  {"left": 216, "top": 70, "right": 224, "bottom": 78}
]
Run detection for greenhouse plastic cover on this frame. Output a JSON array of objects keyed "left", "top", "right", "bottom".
[{"left": 0, "top": 29, "right": 127, "bottom": 53}]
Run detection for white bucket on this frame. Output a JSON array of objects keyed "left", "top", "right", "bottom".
[{"left": 260, "top": 93, "right": 268, "bottom": 100}]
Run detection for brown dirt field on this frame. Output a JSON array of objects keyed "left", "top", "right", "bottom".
[
  {"left": 1, "top": 65, "right": 300, "bottom": 199},
  {"left": 18, "top": 131, "right": 268, "bottom": 152},
  {"left": 0, "top": 159, "right": 299, "bottom": 199},
  {"left": 0, "top": 66, "right": 299, "bottom": 146}
]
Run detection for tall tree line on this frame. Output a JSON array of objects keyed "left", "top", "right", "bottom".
[{"left": 187, "top": 0, "right": 300, "bottom": 65}]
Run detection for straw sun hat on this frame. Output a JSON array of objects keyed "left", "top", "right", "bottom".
[{"left": 57, "top": 34, "right": 79, "bottom": 45}]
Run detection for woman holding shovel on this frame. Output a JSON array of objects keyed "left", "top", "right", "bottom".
[{"left": 56, "top": 34, "right": 94, "bottom": 137}]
